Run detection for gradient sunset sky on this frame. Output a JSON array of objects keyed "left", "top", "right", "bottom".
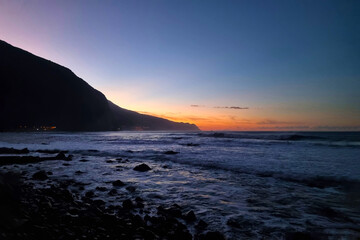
[{"left": 1, "top": 0, "right": 359, "bottom": 131}]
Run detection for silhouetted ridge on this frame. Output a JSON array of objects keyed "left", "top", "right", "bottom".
[
  {"left": 108, "top": 101, "right": 199, "bottom": 131},
  {"left": 0, "top": 40, "right": 199, "bottom": 131}
]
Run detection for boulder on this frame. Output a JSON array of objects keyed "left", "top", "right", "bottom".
[
  {"left": 163, "top": 151, "right": 179, "bottom": 155},
  {"left": 122, "top": 199, "right": 134, "bottom": 209},
  {"left": 32, "top": 171, "right": 48, "bottom": 181},
  {"left": 126, "top": 186, "right": 136, "bottom": 193},
  {"left": 196, "top": 220, "right": 208, "bottom": 230},
  {"left": 108, "top": 189, "right": 117, "bottom": 196},
  {"left": 203, "top": 231, "right": 226, "bottom": 240},
  {"left": 133, "top": 163, "right": 151, "bottom": 172},
  {"left": 112, "top": 180, "right": 125, "bottom": 187},
  {"left": 184, "top": 210, "right": 196, "bottom": 222},
  {"left": 0, "top": 147, "right": 29, "bottom": 154}
]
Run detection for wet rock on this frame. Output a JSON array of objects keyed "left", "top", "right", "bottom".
[
  {"left": 55, "top": 152, "right": 66, "bottom": 159},
  {"left": 0, "top": 156, "right": 40, "bottom": 165},
  {"left": 163, "top": 151, "right": 179, "bottom": 155},
  {"left": 172, "top": 228, "right": 192, "bottom": 240},
  {"left": 116, "top": 158, "right": 129, "bottom": 163},
  {"left": 285, "top": 231, "right": 313, "bottom": 240},
  {"left": 0, "top": 164, "right": 223, "bottom": 240},
  {"left": 142, "top": 229, "right": 157, "bottom": 240},
  {"left": 184, "top": 210, "right": 196, "bottom": 222},
  {"left": 95, "top": 186, "right": 107, "bottom": 192},
  {"left": 0, "top": 147, "right": 29, "bottom": 154},
  {"left": 112, "top": 180, "right": 125, "bottom": 187},
  {"left": 85, "top": 191, "right": 95, "bottom": 198},
  {"left": 108, "top": 189, "right": 117, "bottom": 196},
  {"left": 93, "top": 199, "right": 105, "bottom": 206},
  {"left": 126, "top": 186, "right": 136, "bottom": 193},
  {"left": 136, "top": 202, "right": 145, "bottom": 208},
  {"left": 147, "top": 193, "right": 166, "bottom": 200},
  {"left": 0, "top": 153, "right": 73, "bottom": 166},
  {"left": 133, "top": 215, "right": 145, "bottom": 227},
  {"left": 35, "top": 149, "right": 66, "bottom": 154},
  {"left": 157, "top": 206, "right": 165, "bottom": 213},
  {"left": 88, "top": 149, "right": 99, "bottom": 152},
  {"left": 196, "top": 220, "right": 208, "bottom": 230},
  {"left": 202, "top": 231, "right": 226, "bottom": 240},
  {"left": 185, "top": 143, "right": 200, "bottom": 147},
  {"left": 133, "top": 163, "right": 151, "bottom": 172},
  {"left": 32, "top": 171, "right": 48, "bottom": 181},
  {"left": 122, "top": 199, "right": 134, "bottom": 209},
  {"left": 226, "top": 218, "right": 241, "bottom": 228},
  {"left": 144, "top": 214, "right": 151, "bottom": 222},
  {"left": 172, "top": 203, "right": 181, "bottom": 209},
  {"left": 226, "top": 215, "right": 261, "bottom": 230},
  {"left": 158, "top": 205, "right": 182, "bottom": 218}
]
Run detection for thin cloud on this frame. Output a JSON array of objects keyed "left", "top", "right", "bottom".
[
  {"left": 259, "top": 126, "right": 310, "bottom": 130},
  {"left": 190, "top": 105, "right": 249, "bottom": 110},
  {"left": 213, "top": 106, "right": 249, "bottom": 110},
  {"left": 257, "top": 119, "right": 301, "bottom": 125},
  {"left": 190, "top": 105, "right": 206, "bottom": 108}
]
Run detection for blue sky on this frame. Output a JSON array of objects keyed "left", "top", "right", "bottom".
[{"left": 0, "top": 0, "right": 359, "bottom": 130}]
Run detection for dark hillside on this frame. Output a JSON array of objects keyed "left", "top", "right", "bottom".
[{"left": 0, "top": 40, "right": 199, "bottom": 131}]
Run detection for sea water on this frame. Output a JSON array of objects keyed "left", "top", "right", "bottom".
[{"left": 1, "top": 131, "right": 359, "bottom": 239}]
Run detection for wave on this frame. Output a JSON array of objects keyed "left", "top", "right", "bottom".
[
  {"left": 198, "top": 132, "right": 325, "bottom": 141},
  {"left": 156, "top": 155, "right": 360, "bottom": 190},
  {"left": 197, "top": 132, "right": 360, "bottom": 143}
]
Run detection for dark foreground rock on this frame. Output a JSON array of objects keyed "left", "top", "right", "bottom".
[
  {"left": 184, "top": 210, "right": 197, "bottom": 222},
  {"left": 0, "top": 171, "right": 223, "bottom": 240},
  {"left": 163, "top": 150, "right": 179, "bottom": 155},
  {"left": 112, "top": 180, "right": 125, "bottom": 187},
  {"left": 35, "top": 149, "right": 68, "bottom": 154},
  {"left": 0, "top": 147, "right": 29, "bottom": 154},
  {"left": 133, "top": 163, "right": 151, "bottom": 172},
  {"left": 32, "top": 171, "right": 48, "bottom": 181},
  {"left": 198, "top": 231, "right": 226, "bottom": 240},
  {"left": 0, "top": 153, "right": 72, "bottom": 166}
]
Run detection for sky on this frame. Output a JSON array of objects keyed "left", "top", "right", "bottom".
[{"left": 0, "top": 0, "right": 359, "bottom": 131}]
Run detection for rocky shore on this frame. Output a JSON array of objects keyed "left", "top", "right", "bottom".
[
  {"left": 1, "top": 145, "right": 358, "bottom": 240},
  {"left": 0, "top": 147, "right": 225, "bottom": 240}
]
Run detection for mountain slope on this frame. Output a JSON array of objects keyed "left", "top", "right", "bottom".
[
  {"left": 108, "top": 101, "right": 198, "bottom": 131},
  {"left": 0, "top": 40, "right": 199, "bottom": 131}
]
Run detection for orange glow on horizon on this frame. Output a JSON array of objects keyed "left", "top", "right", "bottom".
[
  {"left": 137, "top": 111, "right": 311, "bottom": 131},
  {"left": 105, "top": 91, "right": 360, "bottom": 132}
]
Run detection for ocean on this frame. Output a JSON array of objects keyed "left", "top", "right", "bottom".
[{"left": 1, "top": 131, "right": 359, "bottom": 239}]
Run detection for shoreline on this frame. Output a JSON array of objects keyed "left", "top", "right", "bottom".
[
  {"left": 1, "top": 141, "right": 359, "bottom": 240},
  {"left": 0, "top": 148, "right": 225, "bottom": 240}
]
